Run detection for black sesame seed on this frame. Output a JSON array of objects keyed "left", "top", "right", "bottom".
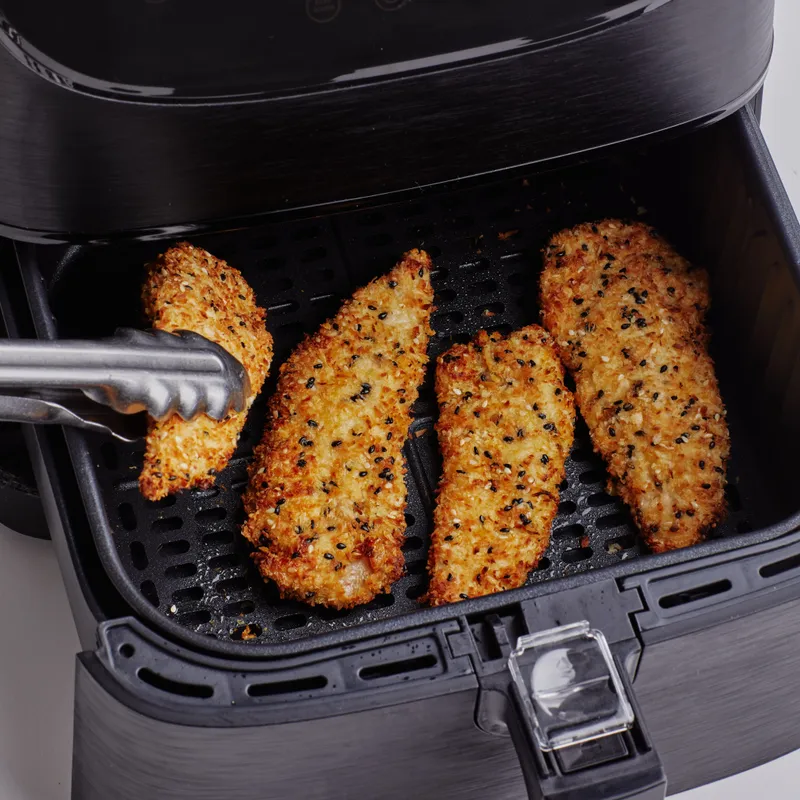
[
  {"left": 331, "top": 440, "right": 342, "bottom": 447},
  {"left": 639, "top": 360, "right": 647, "bottom": 367},
  {"left": 306, "top": 377, "right": 315, "bottom": 389},
  {"left": 389, "top": 280, "right": 397, "bottom": 288},
  {"left": 653, "top": 392, "right": 659, "bottom": 400},
  {"left": 541, "top": 454, "right": 549, "bottom": 464},
  {"left": 360, "top": 383, "right": 371, "bottom": 395},
  {"left": 445, "top": 535, "right": 454, "bottom": 542},
  {"left": 503, "top": 436, "right": 514, "bottom": 443},
  {"left": 459, "top": 593, "right": 469, "bottom": 600},
  {"left": 307, "top": 419, "right": 318, "bottom": 427},
  {"left": 699, "top": 460, "right": 705, "bottom": 469},
  {"left": 359, "top": 471, "right": 368, "bottom": 477},
  {"left": 623, "top": 403, "right": 634, "bottom": 411},
  {"left": 297, "top": 459, "right": 306, "bottom": 467},
  {"left": 386, "top": 432, "right": 393, "bottom": 440},
  {"left": 597, "top": 390, "right": 605, "bottom": 399},
  {"left": 573, "top": 298, "right": 584, "bottom": 305},
  {"left": 544, "top": 423, "right": 555, "bottom": 431},
  {"left": 324, "top": 553, "right": 334, "bottom": 560},
  {"left": 609, "top": 427, "right": 616, "bottom": 437},
  {"left": 702, "top": 483, "right": 711, "bottom": 489},
  {"left": 299, "top": 436, "right": 314, "bottom": 447},
  {"left": 691, "top": 425, "right": 701, "bottom": 431},
  {"left": 378, "top": 312, "right": 388, "bottom": 320},
  {"left": 709, "top": 441, "right": 716, "bottom": 449},
  {"left": 367, "top": 305, "right": 377, "bottom": 311},
  {"left": 621, "top": 324, "right": 630, "bottom": 330}
]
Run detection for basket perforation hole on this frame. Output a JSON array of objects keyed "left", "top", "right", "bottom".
[
  {"left": 230, "top": 623, "right": 263, "bottom": 641},
  {"left": 426, "top": 245, "right": 442, "bottom": 258},
  {"left": 130, "top": 541, "right": 148, "bottom": 570},
  {"left": 468, "top": 278, "right": 499, "bottom": 296},
  {"left": 557, "top": 500, "right": 577, "bottom": 515},
  {"left": 475, "top": 301, "right": 505, "bottom": 318},
  {"left": 596, "top": 512, "right": 629, "bottom": 531},
  {"left": 196, "top": 507, "right": 227, "bottom": 524},
  {"left": 118, "top": 503, "right": 137, "bottom": 531},
  {"left": 399, "top": 203, "right": 424, "bottom": 219},
  {"left": 119, "top": 643, "right": 135, "bottom": 659},
  {"left": 405, "top": 584, "right": 425, "bottom": 600},
  {"left": 274, "top": 613, "right": 308, "bottom": 632},
  {"left": 317, "top": 268, "right": 335, "bottom": 282},
  {"left": 365, "top": 593, "right": 396, "bottom": 610},
  {"left": 536, "top": 557, "right": 551, "bottom": 571},
  {"left": 158, "top": 539, "right": 191, "bottom": 557},
  {"left": 152, "top": 517, "right": 183, "bottom": 534},
  {"left": 202, "top": 530, "right": 235, "bottom": 547},
  {"left": 269, "top": 277, "right": 294, "bottom": 292},
  {"left": 140, "top": 580, "right": 159, "bottom": 607},
  {"left": 507, "top": 272, "right": 527, "bottom": 287},
  {"left": 276, "top": 321, "right": 306, "bottom": 338},
  {"left": 605, "top": 534, "right": 636, "bottom": 553},
  {"left": 164, "top": 562, "right": 197, "bottom": 579},
  {"left": 293, "top": 225, "right": 320, "bottom": 241},
  {"left": 150, "top": 495, "right": 176, "bottom": 509},
  {"left": 359, "top": 211, "right": 387, "bottom": 225},
  {"left": 365, "top": 232, "right": 393, "bottom": 248},
  {"left": 434, "top": 288, "right": 457, "bottom": 304},
  {"left": 404, "top": 512, "right": 416, "bottom": 528},
  {"left": 223, "top": 599, "right": 256, "bottom": 616},
  {"left": 208, "top": 553, "right": 243, "bottom": 570},
  {"left": 562, "top": 546, "right": 593, "bottom": 563},
  {"left": 262, "top": 255, "right": 286, "bottom": 270},
  {"left": 406, "top": 560, "right": 426, "bottom": 575},
  {"left": 587, "top": 492, "right": 616, "bottom": 508},
  {"left": 433, "top": 310, "right": 464, "bottom": 326},
  {"left": 172, "top": 586, "right": 204, "bottom": 603},
  {"left": 215, "top": 575, "right": 249, "bottom": 594},
  {"left": 177, "top": 609, "right": 212, "bottom": 627},
  {"left": 579, "top": 469, "right": 605, "bottom": 485},
  {"left": 402, "top": 536, "right": 423, "bottom": 552},
  {"left": 100, "top": 442, "right": 119, "bottom": 470},
  {"left": 553, "top": 523, "right": 584, "bottom": 539}
]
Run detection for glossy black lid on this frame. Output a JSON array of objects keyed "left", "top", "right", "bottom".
[
  {"left": 1, "top": 0, "right": 669, "bottom": 102},
  {"left": 0, "top": 0, "right": 774, "bottom": 241}
]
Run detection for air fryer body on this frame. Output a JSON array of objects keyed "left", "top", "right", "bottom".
[
  {"left": 0, "top": 0, "right": 773, "bottom": 240},
  {"left": 1, "top": 2, "right": 799, "bottom": 799}
]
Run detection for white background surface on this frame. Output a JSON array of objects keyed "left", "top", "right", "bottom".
[{"left": 1, "top": 3, "right": 800, "bottom": 799}]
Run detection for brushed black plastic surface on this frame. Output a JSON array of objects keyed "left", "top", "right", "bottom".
[{"left": 0, "top": 0, "right": 773, "bottom": 240}]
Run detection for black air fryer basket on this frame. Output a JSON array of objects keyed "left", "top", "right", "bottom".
[{"left": 1, "top": 1, "right": 799, "bottom": 799}]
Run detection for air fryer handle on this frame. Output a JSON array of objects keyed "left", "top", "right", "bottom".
[{"left": 506, "top": 662, "right": 666, "bottom": 800}]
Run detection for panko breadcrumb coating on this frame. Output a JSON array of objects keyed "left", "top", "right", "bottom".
[
  {"left": 242, "top": 250, "right": 434, "bottom": 609},
  {"left": 139, "top": 243, "right": 273, "bottom": 501},
  {"left": 540, "top": 220, "right": 729, "bottom": 552},
  {"left": 425, "top": 326, "right": 575, "bottom": 606}
]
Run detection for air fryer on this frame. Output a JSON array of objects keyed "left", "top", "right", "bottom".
[{"left": 0, "top": 2, "right": 798, "bottom": 799}]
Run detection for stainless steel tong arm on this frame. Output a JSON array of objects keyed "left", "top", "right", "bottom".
[{"left": 0, "top": 328, "right": 250, "bottom": 421}]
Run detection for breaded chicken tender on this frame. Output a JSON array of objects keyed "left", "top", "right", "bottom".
[
  {"left": 242, "top": 250, "right": 434, "bottom": 609},
  {"left": 425, "top": 326, "right": 575, "bottom": 606},
  {"left": 540, "top": 220, "right": 729, "bottom": 552},
  {"left": 139, "top": 243, "right": 273, "bottom": 501}
]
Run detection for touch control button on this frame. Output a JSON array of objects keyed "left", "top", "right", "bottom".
[{"left": 306, "top": 0, "right": 341, "bottom": 23}]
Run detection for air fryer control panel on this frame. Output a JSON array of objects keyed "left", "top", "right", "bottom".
[{"left": 0, "top": 0, "right": 667, "bottom": 100}]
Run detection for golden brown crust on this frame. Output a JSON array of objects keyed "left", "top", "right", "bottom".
[
  {"left": 139, "top": 242, "right": 273, "bottom": 501},
  {"left": 425, "top": 325, "right": 575, "bottom": 606},
  {"left": 241, "top": 250, "right": 434, "bottom": 609},
  {"left": 539, "top": 220, "right": 729, "bottom": 552}
]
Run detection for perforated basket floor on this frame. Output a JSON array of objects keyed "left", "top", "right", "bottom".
[{"left": 55, "top": 163, "right": 754, "bottom": 644}]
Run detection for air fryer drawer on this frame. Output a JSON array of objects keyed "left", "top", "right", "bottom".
[{"left": 1, "top": 105, "right": 800, "bottom": 800}]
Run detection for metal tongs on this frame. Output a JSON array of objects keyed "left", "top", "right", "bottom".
[{"left": 0, "top": 328, "right": 250, "bottom": 442}]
